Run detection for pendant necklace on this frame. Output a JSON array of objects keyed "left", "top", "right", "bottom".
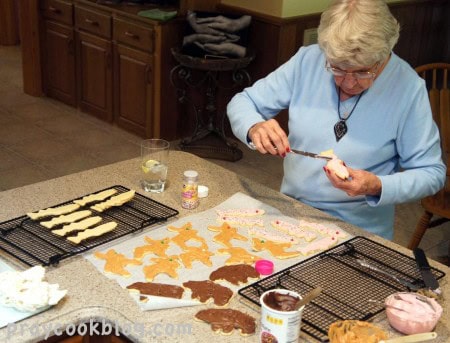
[{"left": 334, "top": 88, "right": 364, "bottom": 142}]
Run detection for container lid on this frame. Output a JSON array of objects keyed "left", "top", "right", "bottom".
[
  {"left": 198, "top": 185, "right": 209, "bottom": 198},
  {"left": 183, "top": 170, "right": 198, "bottom": 178},
  {"left": 255, "top": 259, "right": 274, "bottom": 275}
]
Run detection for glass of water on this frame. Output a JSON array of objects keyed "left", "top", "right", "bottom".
[{"left": 140, "top": 139, "right": 169, "bottom": 193}]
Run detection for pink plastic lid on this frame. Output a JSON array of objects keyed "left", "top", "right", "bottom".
[{"left": 255, "top": 260, "right": 274, "bottom": 275}]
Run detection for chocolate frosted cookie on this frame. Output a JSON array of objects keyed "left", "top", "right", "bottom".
[
  {"left": 195, "top": 308, "right": 256, "bottom": 336},
  {"left": 183, "top": 280, "right": 233, "bottom": 306},
  {"left": 209, "top": 264, "right": 259, "bottom": 285},
  {"left": 126, "top": 282, "right": 184, "bottom": 299}
]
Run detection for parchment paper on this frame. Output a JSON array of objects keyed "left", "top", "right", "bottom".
[{"left": 85, "top": 192, "right": 352, "bottom": 311}]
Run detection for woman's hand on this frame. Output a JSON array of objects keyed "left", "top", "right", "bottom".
[
  {"left": 248, "top": 119, "right": 290, "bottom": 157},
  {"left": 324, "top": 166, "right": 382, "bottom": 196}
]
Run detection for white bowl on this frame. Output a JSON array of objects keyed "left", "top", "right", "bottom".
[{"left": 385, "top": 292, "right": 442, "bottom": 335}]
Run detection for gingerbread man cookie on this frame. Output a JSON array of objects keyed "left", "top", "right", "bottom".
[
  {"left": 94, "top": 249, "right": 142, "bottom": 277},
  {"left": 208, "top": 222, "right": 248, "bottom": 248},
  {"left": 217, "top": 247, "right": 261, "bottom": 265},
  {"left": 252, "top": 238, "right": 301, "bottom": 259},
  {"left": 167, "top": 222, "right": 208, "bottom": 250},
  {"left": 133, "top": 236, "right": 171, "bottom": 260},
  {"left": 143, "top": 255, "right": 180, "bottom": 281},
  {"left": 179, "top": 246, "right": 214, "bottom": 269},
  {"left": 183, "top": 280, "right": 233, "bottom": 306}
]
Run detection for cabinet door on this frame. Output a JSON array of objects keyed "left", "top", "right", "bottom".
[
  {"left": 77, "top": 30, "right": 113, "bottom": 122},
  {"left": 114, "top": 44, "right": 153, "bottom": 137},
  {"left": 42, "top": 20, "right": 76, "bottom": 106}
]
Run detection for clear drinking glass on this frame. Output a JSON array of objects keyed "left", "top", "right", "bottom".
[{"left": 140, "top": 139, "right": 169, "bottom": 193}]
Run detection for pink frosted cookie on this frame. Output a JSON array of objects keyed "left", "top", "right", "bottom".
[
  {"left": 271, "top": 220, "right": 317, "bottom": 242},
  {"left": 218, "top": 216, "right": 264, "bottom": 227},
  {"left": 248, "top": 227, "right": 298, "bottom": 244},
  {"left": 298, "top": 220, "right": 347, "bottom": 240},
  {"left": 296, "top": 236, "right": 339, "bottom": 255},
  {"left": 216, "top": 209, "right": 265, "bottom": 217}
]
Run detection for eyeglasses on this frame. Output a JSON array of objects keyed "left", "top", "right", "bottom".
[{"left": 325, "top": 61, "right": 379, "bottom": 80}]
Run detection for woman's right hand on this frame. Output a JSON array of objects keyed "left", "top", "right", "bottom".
[{"left": 248, "top": 119, "right": 290, "bottom": 157}]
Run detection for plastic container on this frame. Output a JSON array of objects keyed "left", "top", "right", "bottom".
[{"left": 181, "top": 170, "right": 199, "bottom": 209}]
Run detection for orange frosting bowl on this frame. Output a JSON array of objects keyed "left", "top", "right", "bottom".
[{"left": 385, "top": 292, "right": 442, "bottom": 335}]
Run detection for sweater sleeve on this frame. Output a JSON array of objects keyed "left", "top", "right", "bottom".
[
  {"left": 367, "top": 79, "right": 446, "bottom": 206},
  {"left": 226, "top": 47, "right": 304, "bottom": 145}
]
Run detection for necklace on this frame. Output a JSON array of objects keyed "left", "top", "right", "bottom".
[{"left": 334, "top": 88, "right": 364, "bottom": 141}]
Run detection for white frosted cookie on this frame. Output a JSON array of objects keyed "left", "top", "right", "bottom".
[
  {"left": 67, "top": 222, "right": 117, "bottom": 244},
  {"left": 52, "top": 216, "right": 102, "bottom": 236},
  {"left": 40, "top": 210, "right": 92, "bottom": 229},
  {"left": 216, "top": 209, "right": 265, "bottom": 217},
  {"left": 248, "top": 227, "right": 298, "bottom": 244},
  {"left": 27, "top": 203, "right": 80, "bottom": 220},
  {"left": 218, "top": 216, "right": 264, "bottom": 227},
  {"left": 271, "top": 219, "right": 317, "bottom": 242},
  {"left": 326, "top": 156, "right": 349, "bottom": 180},
  {"left": 91, "top": 190, "right": 135, "bottom": 212},
  {"left": 298, "top": 220, "right": 347, "bottom": 240},
  {"left": 74, "top": 189, "right": 118, "bottom": 206},
  {"left": 296, "top": 236, "right": 338, "bottom": 256}
]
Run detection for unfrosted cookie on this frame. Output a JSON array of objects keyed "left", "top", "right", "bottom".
[
  {"left": 91, "top": 190, "right": 135, "bottom": 212},
  {"left": 52, "top": 216, "right": 102, "bottom": 236},
  {"left": 133, "top": 237, "right": 171, "bottom": 260},
  {"left": 40, "top": 210, "right": 92, "bottom": 229},
  {"left": 143, "top": 255, "right": 180, "bottom": 281},
  {"left": 216, "top": 247, "right": 261, "bottom": 265},
  {"left": 195, "top": 309, "right": 256, "bottom": 336},
  {"left": 67, "top": 222, "right": 117, "bottom": 244},
  {"left": 74, "top": 189, "right": 118, "bottom": 206},
  {"left": 183, "top": 280, "right": 233, "bottom": 306},
  {"left": 167, "top": 222, "right": 208, "bottom": 250},
  {"left": 179, "top": 246, "right": 214, "bottom": 269},
  {"left": 94, "top": 249, "right": 142, "bottom": 277},
  {"left": 27, "top": 203, "right": 80, "bottom": 220}
]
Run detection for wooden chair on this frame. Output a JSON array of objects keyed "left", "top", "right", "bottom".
[{"left": 407, "top": 63, "right": 450, "bottom": 250}]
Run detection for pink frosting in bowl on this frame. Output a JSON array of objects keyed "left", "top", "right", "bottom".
[{"left": 385, "top": 292, "right": 442, "bottom": 335}]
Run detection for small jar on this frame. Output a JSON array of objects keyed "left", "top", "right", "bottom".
[{"left": 181, "top": 170, "right": 199, "bottom": 209}]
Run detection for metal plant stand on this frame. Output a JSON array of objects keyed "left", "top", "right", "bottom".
[{"left": 170, "top": 48, "right": 254, "bottom": 161}]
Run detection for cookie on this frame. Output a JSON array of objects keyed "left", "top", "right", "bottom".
[
  {"left": 216, "top": 209, "right": 265, "bottom": 217},
  {"left": 179, "top": 246, "right": 214, "bottom": 268},
  {"left": 209, "top": 264, "right": 259, "bottom": 285},
  {"left": 326, "top": 156, "right": 349, "bottom": 180},
  {"left": 248, "top": 226, "right": 298, "bottom": 244},
  {"left": 252, "top": 238, "right": 301, "bottom": 259},
  {"left": 143, "top": 255, "right": 180, "bottom": 281},
  {"left": 299, "top": 220, "right": 347, "bottom": 240},
  {"left": 271, "top": 219, "right": 317, "bottom": 242},
  {"left": 52, "top": 216, "right": 102, "bottom": 236},
  {"left": 218, "top": 216, "right": 264, "bottom": 227},
  {"left": 91, "top": 190, "right": 135, "bottom": 212},
  {"left": 94, "top": 249, "right": 142, "bottom": 277},
  {"left": 208, "top": 222, "right": 248, "bottom": 248},
  {"left": 296, "top": 236, "right": 338, "bottom": 255},
  {"left": 40, "top": 210, "right": 92, "bottom": 229},
  {"left": 27, "top": 203, "right": 80, "bottom": 220},
  {"left": 217, "top": 247, "right": 261, "bottom": 265},
  {"left": 74, "top": 188, "right": 118, "bottom": 206},
  {"left": 183, "top": 280, "right": 233, "bottom": 306},
  {"left": 133, "top": 237, "right": 171, "bottom": 260},
  {"left": 195, "top": 309, "right": 256, "bottom": 336},
  {"left": 126, "top": 281, "right": 184, "bottom": 299},
  {"left": 328, "top": 320, "right": 387, "bottom": 343},
  {"left": 67, "top": 221, "right": 117, "bottom": 244},
  {"left": 167, "top": 222, "right": 208, "bottom": 250}
]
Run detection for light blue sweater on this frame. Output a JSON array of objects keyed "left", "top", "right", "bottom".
[{"left": 227, "top": 44, "right": 445, "bottom": 239}]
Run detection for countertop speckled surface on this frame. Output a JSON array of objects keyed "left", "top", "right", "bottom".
[{"left": 0, "top": 151, "right": 448, "bottom": 342}]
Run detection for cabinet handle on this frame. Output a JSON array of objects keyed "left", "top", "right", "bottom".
[
  {"left": 85, "top": 18, "right": 99, "bottom": 26},
  {"left": 146, "top": 65, "right": 152, "bottom": 85},
  {"left": 48, "top": 6, "right": 61, "bottom": 14},
  {"left": 125, "top": 31, "right": 139, "bottom": 40}
]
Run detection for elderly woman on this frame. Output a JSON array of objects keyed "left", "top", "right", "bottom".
[{"left": 227, "top": 0, "right": 445, "bottom": 239}]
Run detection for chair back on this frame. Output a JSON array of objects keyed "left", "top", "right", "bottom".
[{"left": 415, "top": 63, "right": 450, "bottom": 205}]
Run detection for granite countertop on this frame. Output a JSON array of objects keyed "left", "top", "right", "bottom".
[{"left": 0, "top": 151, "right": 448, "bottom": 342}]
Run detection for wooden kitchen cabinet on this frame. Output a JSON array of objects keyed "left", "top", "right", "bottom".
[{"left": 40, "top": 0, "right": 77, "bottom": 106}]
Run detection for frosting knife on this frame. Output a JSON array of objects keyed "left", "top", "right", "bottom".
[
  {"left": 413, "top": 248, "right": 441, "bottom": 295},
  {"left": 249, "top": 142, "right": 332, "bottom": 160}
]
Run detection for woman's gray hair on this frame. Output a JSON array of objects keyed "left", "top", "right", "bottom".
[{"left": 318, "top": 0, "right": 400, "bottom": 67}]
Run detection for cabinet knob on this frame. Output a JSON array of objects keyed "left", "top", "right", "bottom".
[
  {"left": 85, "top": 18, "right": 99, "bottom": 26},
  {"left": 125, "top": 31, "right": 139, "bottom": 40}
]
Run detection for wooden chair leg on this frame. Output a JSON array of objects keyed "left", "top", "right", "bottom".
[{"left": 407, "top": 211, "right": 433, "bottom": 250}]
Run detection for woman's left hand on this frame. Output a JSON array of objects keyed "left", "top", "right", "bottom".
[{"left": 324, "top": 166, "right": 382, "bottom": 196}]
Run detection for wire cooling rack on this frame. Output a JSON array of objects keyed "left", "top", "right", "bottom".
[
  {"left": 0, "top": 185, "right": 178, "bottom": 266},
  {"left": 238, "top": 236, "right": 446, "bottom": 342}
]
